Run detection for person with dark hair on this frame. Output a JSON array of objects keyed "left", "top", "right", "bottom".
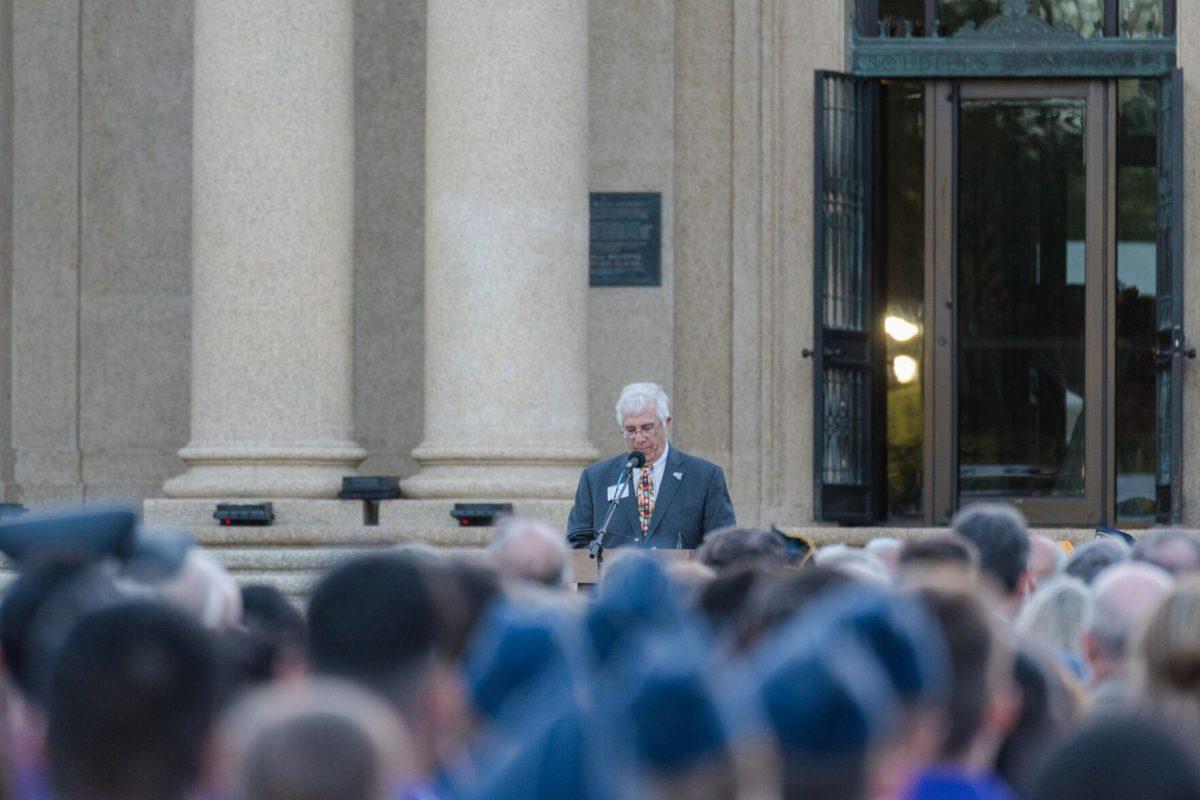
[
  {"left": 951, "top": 503, "right": 1032, "bottom": 617},
  {"left": 0, "top": 556, "right": 132, "bottom": 800},
  {"left": 1030, "top": 715, "right": 1200, "bottom": 800},
  {"left": 903, "top": 588, "right": 1021, "bottom": 800},
  {"left": 1131, "top": 528, "right": 1200, "bottom": 576},
  {"left": 895, "top": 533, "right": 980, "bottom": 589},
  {"left": 994, "top": 647, "right": 1081, "bottom": 798},
  {"left": 734, "top": 565, "right": 850, "bottom": 651},
  {"left": 696, "top": 563, "right": 776, "bottom": 639},
  {"left": 0, "top": 556, "right": 95, "bottom": 706},
  {"left": 1063, "top": 537, "right": 1129, "bottom": 585},
  {"left": 306, "top": 552, "right": 469, "bottom": 786},
  {"left": 695, "top": 527, "right": 789, "bottom": 572},
  {"left": 240, "top": 583, "right": 309, "bottom": 680},
  {"left": 47, "top": 601, "right": 219, "bottom": 800},
  {"left": 422, "top": 557, "right": 503, "bottom": 663}
]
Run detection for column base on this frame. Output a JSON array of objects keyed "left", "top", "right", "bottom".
[
  {"left": 163, "top": 443, "right": 367, "bottom": 499},
  {"left": 404, "top": 443, "right": 599, "bottom": 500}
]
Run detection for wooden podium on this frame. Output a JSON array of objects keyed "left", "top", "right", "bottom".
[{"left": 569, "top": 548, "right": 696, "bottom": 588}]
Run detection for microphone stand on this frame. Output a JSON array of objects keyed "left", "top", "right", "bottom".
[{"left": 589, "top": 459, "right": 639, "bottom": 578}]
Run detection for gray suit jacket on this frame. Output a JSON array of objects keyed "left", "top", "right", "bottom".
[{"left": 566, "top": 447, "right": 735, "bottom": 550}]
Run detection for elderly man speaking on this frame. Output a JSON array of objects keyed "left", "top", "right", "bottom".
[{"left": 567, "top": 382, "right": 735, "bottom": 550}]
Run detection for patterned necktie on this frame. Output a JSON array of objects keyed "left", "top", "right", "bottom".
[{"left": 637, "top": 465, "right": 655, "bottom": 536}]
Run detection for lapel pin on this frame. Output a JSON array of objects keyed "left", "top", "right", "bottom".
[{"left": 673, "top": 472, "right": 683, "bottom": 480}]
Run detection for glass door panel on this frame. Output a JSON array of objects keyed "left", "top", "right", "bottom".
[
  {"left": 929, "top": 81, "right": 1108, "bottom": 525},
  {"left": 957, "top": 97, "right": 1087, "bottom": 502}
]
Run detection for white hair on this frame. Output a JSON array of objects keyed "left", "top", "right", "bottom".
[
  {"left": 489, "top": 516, "right": 569, "bottom": 588},
  {"left": 614, "top": 382, "right": 670, "bottom": 426},
  {"left": 1016, "top": 575, "right": 1092, "bottom": 655},
  {"left": 814, "top": 544, "right": 891, "bottom": 586}
]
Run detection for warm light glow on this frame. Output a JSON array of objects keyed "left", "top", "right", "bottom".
[
  {"left": 885, "top": 315, "right": 920, "bottom": 342},
  {"left": 893, "top": 355, "right": 918, "bottom": 384}
]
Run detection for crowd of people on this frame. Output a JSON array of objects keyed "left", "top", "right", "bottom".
[{"left": 2, "top": 504, "right": 1200, "bottom": 800}]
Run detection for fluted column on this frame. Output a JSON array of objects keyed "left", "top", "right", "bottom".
[
  {"left": 164, "top": 0, "right": 364, "bottom": 498},
  {"left": 404, "top": 1, "right": 597, "bottom": 499}
]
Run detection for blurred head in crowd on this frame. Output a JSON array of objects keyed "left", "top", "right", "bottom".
[
  {"left": 1028, "top": 535, "right": 1065, "bottom": 586},
  {"left": 0, "top": 556, "right": 126, "bottom": 709},
  {"left": 757, "top": 622, "right": 898, "bottom": 800},
  {"left": 735, "top": 565, "right": 850, "bottom": 651},
  {"left": 462, "top": 601, "right": 574, "bottom": 730},
  {"left": 918, "top": 588, "right": 1020, "bottom": 772},
  {"left": 1137, "top": 576, "right": 1200, "bottom": 747},
  {"left": 662, "top": 559, "right": 715, "bottom": 609},
  {"left": 153, "top": 547, "right": 242, "bottom": 631},
  {"left": 697, "top": 563, "right": 775, "bottom": 639},
  {"left": 216, "top": 679, "right": 413, "bottom": 800},
  {"left": 616, "top": 638, "right": 735, "bottom": 800},
  {"left": 996, "top": 647, "right": 1082, "bottom": 798},
  {"left": 1030, "top": 714, "right": 1200, "bottom": 800},
  {"left": 488, "top": 516, "right": 568, "bottom": 589},
  {"left": 1065, "top": 536, "right": 1130, "bottom": 584},
  {"left": 48, "top": 601, "right": 218, "bottom": 800},
  {"left": 307, "top": 552, "right": 468, "bottom": 777},
  {"left": 696, "top": 527, "right": 789, "bottom": 572},
  {"left": 811, "top": 587, "right": 949, "bottom": 798},
  {"left": 865, "top": 537, "right": 902, "bottom": 575},
  {"left": 1132, "top": 529, "right": 1200, "bottom": 576},
  {"left": 813, "top": 545, "right": 890, "bottom": 587},
  {"left": 422, "top": 556, "right": 503, "bottom": 663},
  {"left": 1084, "top": 561, "right": 1172, "bottom": 700},
  {"left": 1015, "top": 576, "right": 1092, "bottom": 680},
  {"left": 238, "top": 584, "right": 308, "bottom": 682},
  {"left": 952, "top": 503, "right": 1031, "bottom": 616},
  {"left": 896, "top": 533, "right": 980, "bottom": 589}
]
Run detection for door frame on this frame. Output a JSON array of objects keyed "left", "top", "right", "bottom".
[{"left": 923, "top": 79, "right": 1116, "bottom": 526}]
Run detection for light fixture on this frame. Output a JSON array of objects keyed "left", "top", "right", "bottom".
[
  {"left": 338, "top": 476, "right": 401, "bottom": 500},
  {"left": 893, "top": 355, "right": 918, "bottom": 384},
  {"left": 213, "top": 503, "right": 274, "bottom": 526},
  {"left": 450, "top": 503, "right": 513, "bottom": 527},
  {"left": 885, "top": 315, "right": 920, "bottom": 342}
]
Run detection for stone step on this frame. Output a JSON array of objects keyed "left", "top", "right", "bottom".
[
  {"left": 144, "top": 498, "right": 575, "bottom": 532},
  {"left": 144, "top": 524, "right": 498, "bottom": 548}
]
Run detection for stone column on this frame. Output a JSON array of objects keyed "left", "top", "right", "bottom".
[
  {"left": 164, "top": 0, "right": 364, "bottom": 498},
  {"left": 404, "top": 2, "right": 597, "bottom": 499}
]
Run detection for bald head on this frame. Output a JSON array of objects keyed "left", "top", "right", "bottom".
[
  {"left": 1028, "top": 535, "right": 1064, "bottom": 586},
  {"left": 489, "top": 517, "right": 568, "bottom": 588},
  {"left": 1132, "top": 530, "right": 1200, "bottom": 577},
  {"left": 1086, "top": 561, "right": 1173, "bottom": 672}
]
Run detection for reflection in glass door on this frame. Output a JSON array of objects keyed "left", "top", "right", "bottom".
[{"left": 928, "top": 82, "right": 1109, "bottom": 524}]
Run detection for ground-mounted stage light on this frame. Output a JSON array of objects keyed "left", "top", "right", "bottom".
[
  {"left": 213, "top": 503, "right": 275, "bottom": 526},
  {"left": 450, "top": 503, "right": 513, "bottom": 527}
]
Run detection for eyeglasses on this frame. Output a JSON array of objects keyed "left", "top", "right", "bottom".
[{"left": 621, "top": 421, "right": 662, "bottom": 440}]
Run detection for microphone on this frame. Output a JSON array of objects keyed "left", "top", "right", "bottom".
[{"left": 623, "top": 450, "right": 646, "bottom": 469}]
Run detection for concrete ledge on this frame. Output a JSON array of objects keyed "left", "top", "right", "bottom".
[
  {"left": 144, "top": 498, "right": 575, "bottom": 531},
  {"left": 144, "top": 498, "right": 369, "bottom": 527},
  {"left": 376, "top": 498, "right": 574, "bottom": 528}
]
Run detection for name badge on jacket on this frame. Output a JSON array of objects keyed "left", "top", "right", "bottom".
[{"left": 607, "top": 483, "right": 631, "bottom": 501}]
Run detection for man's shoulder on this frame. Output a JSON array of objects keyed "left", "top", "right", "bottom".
[
  {"left": 582, "top": 452, "right": 630, "bottom": 477},
  {"left": 670, "top": 449, "right": 725, "bottom": 477}
]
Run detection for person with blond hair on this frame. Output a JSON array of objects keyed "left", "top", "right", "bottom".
[{"left": 1136, "top": 576, "right": 1200, "bottom": 757}]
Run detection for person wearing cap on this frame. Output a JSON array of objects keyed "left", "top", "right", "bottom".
[{"left": 567, "top": 382, "right": 735, "bottom": 551}]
